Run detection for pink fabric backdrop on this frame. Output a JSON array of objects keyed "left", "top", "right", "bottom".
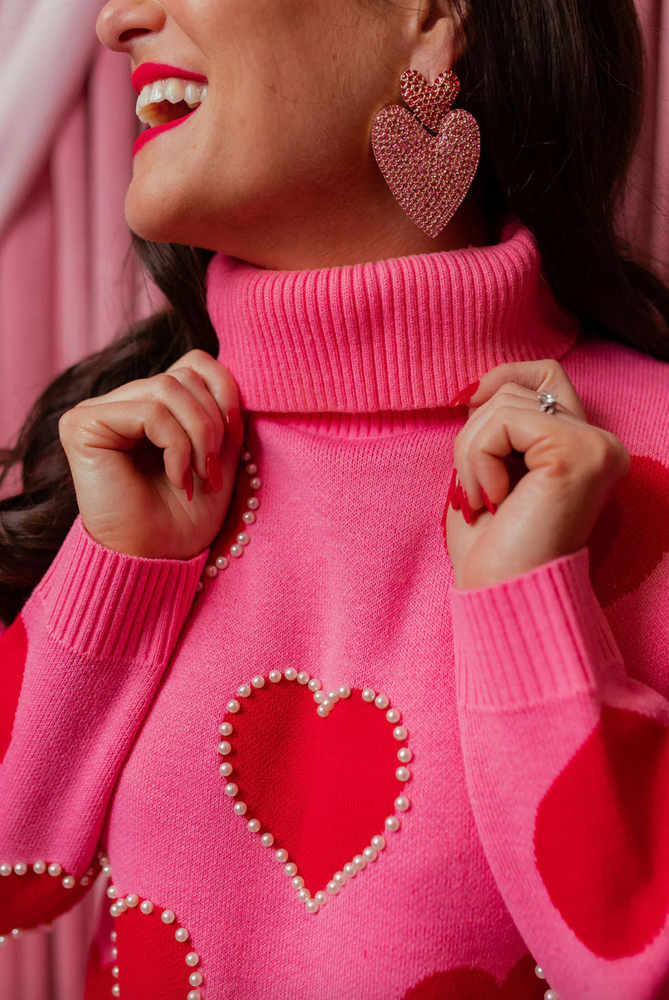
[{"left": 0, "top": 2, "right": 668, "bottom": 997}]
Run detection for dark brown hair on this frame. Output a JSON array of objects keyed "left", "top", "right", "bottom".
[{"left": 1, "top": 0, "right": 668, "bottom": 626}]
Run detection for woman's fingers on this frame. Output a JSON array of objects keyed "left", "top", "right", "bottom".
[
  {"left": 463, "top": 360, "right": 587, "bottom": 421},
  {"left": 60, "top": 398, "right": 194, "bottom": 493}
]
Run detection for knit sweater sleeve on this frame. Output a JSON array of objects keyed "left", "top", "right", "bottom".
[
  {"left": 449, "top": 545, "right": 669, "bottom": 1000},
  {"left": 0, "top": 514, "right": 209, "bottom": 934}
]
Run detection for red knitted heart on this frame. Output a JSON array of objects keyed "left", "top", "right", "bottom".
[
  {"left": 0, "top": 613, "right": 28, "bottom": 763},
  {"left": 589, "top": 454, "right": 669, "bottom": 608},
  {"left": 401, "top": 952, "right": 547, "bottom": 999},
  {"left": 400, "top": 68, "right": 460, "bottom": 133},
  {"left": 371, "top": 106, "right": 481, "bottom": 238},
  {"left": 217, "top": 677, "right": 408, "bottom": 904}
]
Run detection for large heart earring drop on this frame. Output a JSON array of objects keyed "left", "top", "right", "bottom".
[{"left": 371, "top": 68, "right": 481, "bottom": 239}]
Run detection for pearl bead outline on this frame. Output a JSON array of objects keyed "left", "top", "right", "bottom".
[
  {"left": 195, "top": 447, "right": 261, "bottom": 594},
  {"left": 215, "top": 674, "right": 414, "bottom": 915},
  {"left": 109, "top": 889, "right": 202, "bottom": 997}
]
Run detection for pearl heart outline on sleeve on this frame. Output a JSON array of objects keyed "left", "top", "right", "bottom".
[{"left": 216, "top": 671, "right": 412, "bottom": 915}]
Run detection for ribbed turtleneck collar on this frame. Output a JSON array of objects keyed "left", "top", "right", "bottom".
[{"left": 205, "top": 214, "right": 579, "bottom": 419}]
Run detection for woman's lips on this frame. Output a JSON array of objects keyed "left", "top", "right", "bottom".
[
  {"left": 132, "top": 104, "right": 201, "bottom": 159},
  {"left": 131, "top": 63, "right": 208, "bottom": 94}
]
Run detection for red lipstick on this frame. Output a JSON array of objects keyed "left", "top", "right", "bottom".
[
  {"left": 132, "top": 104, "right": 202, "bottom": 158},
  {"left": 131, "top": 63, "right": 208, "bottom": 95}
]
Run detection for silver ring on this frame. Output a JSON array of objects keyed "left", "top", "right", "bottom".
[{"left": 538, "top": 391, "right": 558, "bottom": 415}]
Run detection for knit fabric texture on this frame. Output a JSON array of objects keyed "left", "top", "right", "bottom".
[{"left": 2, "top": 213, "right": 669, "bottom": 1000}]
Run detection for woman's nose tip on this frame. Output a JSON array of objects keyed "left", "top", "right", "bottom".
[{"left": 96, "top": 1, "right": 165, "bottom": 52}]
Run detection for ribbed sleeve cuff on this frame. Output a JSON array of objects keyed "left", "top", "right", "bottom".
[
  {"left": 33, "top": 515, "right": 210, "bottom": 662},
  {"left": 449, "top": 546, "right": 622, "bottom": 709}
]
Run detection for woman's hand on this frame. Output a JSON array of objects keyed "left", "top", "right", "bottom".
[
  {"left": 445, "top": 359, "right": 631, "bottom": 590},
  {"left": 58, "top": 349, "right": 245, "bottom": 560}
]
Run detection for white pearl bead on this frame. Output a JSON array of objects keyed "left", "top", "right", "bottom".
[
  {"left": 343, "top": 863, "right": 356, "bottom": 878},
  {"left": 111, "top": 948, "right": 118, "bottom": 959},
  {"left": 13, "top": 862, "right": 27, "bottom": 876},
  {"left": 306, "top": 899, "right": 319, "bottom": 913},
  {"left": 352, "top": 855, "right": 367, "bottom": 870},
  {"left": 338, "top": 685, "right": 351, "bottom": 699},
  {"left": 275, "top": 849, "right": 288, "bottom": 863},
  {"left": 308, "top": 678, "right": 322, "bottom": 692},
  {"left": 363, "top": 847, "right": 377, "bottom": 862},
  {"left": 185, "top": 952, "right": 199, "bottom": 967},
  {"left": 284, "top": 668, "right": 297, "bottom": 681},
  {"left": 237, "top": 532, "right": 250, "bottom": 546},
  {"left": 375, "top": 694, "right": 389, "bottom": 709},
  {"left": 362, "top": 688, "right": 375, "bottom": 702},
  {"left": 32, "top": 861, "right": 46, "bottom": 875},
  {"left": 47, "top": 863, "right": 62, "bottom": 877},
  {"left": 115, "top": 899, "right": 127, "bottom": 912},
  {"left": 250, "top": 477, "right": 261, "bottom": 489},
  {"left": 326, "top": 881, "right": 340, "bottom": 894},
  {"left": 107, "top": 886, "right": 117, "bottom": 899},
  {"left": 0, "top": 937, "right": 5, "bottom": 945},
  {"left": 245, "top": 463, "right": 258, "bottom": 475},
  {"left": 111, "top": 965, "right": 119, "bottom": 977},
  {"left": 219, "top": 762, "right": 233, "bottom": 777},
  {"left": 125, "top": 894, "right": 139, "bottom": 907},
  {"left": 251, "top": 675, "right": 265, "bottom": 688},
  {"left": 291, "top": 876, "right": 304, "bottom": 889},
  {"left": 140, "top": 900, "right": 154, "bottom": 914},
  {"left": 62, "top": 876, "right": 76, "bottom": 889},
  {"left": 393, "top": 726, "right": 408, "bottom": 741},
  {"left": 218, "top": 741, "right": 231, "bottom": 755},
  {"left": 215, "top": 556, "right": 229, "bottom": 570},
  {"left": 189, "top": 972, "right": 203, "bottom": 987},
  {"left": 317, "top": 705, "right": 329, "bottom": 718},
  {"left": 219, "top": 722, "right": 233, "bottom": 736},
  {"left": 237, "top": 685, "right": 252, "bottom": 699},
  {"left": 397, "top": 747, "right": 412, "bottom": 763},
  {"left": 333, "top": 871, "right": 346, "bottom": 886},
  {"left": 247, "top": 819, "right": 261, "bottom": 833},
  {"left": 396, "top": 766, "right": 410, "bottom": 781},
  {"left": 10, "top": 929, "right": 21, "bottom": 938},
  {"left": 535, "top": 966, "right": 546, "bottom": 979},
  {"left": 227, "top": 699, "right": 240, "bottom": 713},
  {"left": 112, "top": 986, "right": 120, "bottom": 998},
  {"left": 268, "top": 670, "right": 281, "bottom": 683},
  {"left": 80, "top": 877, "right": 90, "bottom": 886},
  {"left": 313, "top": 691, "right": 325, "bottom": 704},
  {"left": 395, "top": 795, "right": 410, "bottom": 811},
  {"left": 327, "top": 691, "right": 339, "bottom": 703},
  {"left": 386, "top": 708, "right": 401, "bottom": 723},
  {"left": 102, "top": 866, "right": 112, "bottom": 876},
  {"left": 109, "top": 904, "right": 119, "bottom": 917},
  {"left": 247, "top": 497, "right": 259, "bottom": 509},
  {"left": 230, "top": 544, "right": 243, "bottom": 557},
  {"left": 544, "top": 993, "right": 558, "bottom": 1000},
  {"left": 196, "top": 581, "right": 204, "bottom": 592},
  {"left": 161, "top": 910, "right": 175, "bottom": 924},
  {"left": 242, "top": 511, "right": 256, "bottom": 524},
  {"left": 298, "top": 888, "right": 311, "bottom": 902},
  {"left": 205, "top": 565, "right": 218, "bottom": 578},
  {"left": 297, "top": 672, "right": 310, "bottom": 685},
  {"left": 385, "top": 815, "right": 401, "bottom": 832},
  {"left": 188, "top": 991, "right": 202, "bottom": 1000},
  {"left": 110, "top": 932, "right": 117, "bottom": 941},
  {"left": 225, "top": 783, "right": 238, "bottom": 797},
  {"left": 241, "top": 450, "right": 252, "bottom": 462},
  {"left": 320, "top": 699, "right": 333, "bottom": 711},
  {"left": 234, "top": 801, "right": 247, "bottom": 815},
  {"left": 371, "top": 835, "right": 386, "bottom": 851},
  {"left": 285, "top": 863, "right": 298, "bottom": 877},
  {"left": 175, "top": 927, "right": 189, "bottom": 943},
  {"left": 315, "top": 891, "right": 328, "bottom": 906},
  {"left": 261, "top": 833, "right": 274, "bottom": 847},
  {"left": 0, "top": 864, "right": 11, "bottom": 877}
]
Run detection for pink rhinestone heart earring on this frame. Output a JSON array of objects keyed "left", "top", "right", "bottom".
[{"left": 371, "top": 68, "right": 481, "bottom": 238}]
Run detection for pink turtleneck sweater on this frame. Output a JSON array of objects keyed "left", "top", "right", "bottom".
[{"left": 2, "top": 215, "right": 669, "bottom": 1000}]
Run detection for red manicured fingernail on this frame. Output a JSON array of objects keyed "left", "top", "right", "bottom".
[
  {"left": 480, "top": 486, "right": 498, "bottom": 515},
  {"left": 447, "top": 467, "right": 457, "bottom": 509},
  {"left": 226, "top": 407, "right": 244, "bottom": 449},
  {"left": 206, "top": 451, "right": 223, "bottom": 492},
  {"left": 448, "top": 380, "right": 480, "bottom": 408},
  {"left": 183, "top": 466, "right": 194, "bottom": 502},
  {"left": 460, "top": 484, "right": 472, "bottom": 524},
  {"left": 452, "top": 474, "right": 461, "bottom": 511}
]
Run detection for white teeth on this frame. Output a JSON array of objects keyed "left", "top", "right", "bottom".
[{"left": 136, "top": 77, "right": 208, "bottom": 125}]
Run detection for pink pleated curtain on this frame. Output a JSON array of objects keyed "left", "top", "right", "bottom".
[{"left": 0, "top": 0, "right": 668, "bottom": 997}]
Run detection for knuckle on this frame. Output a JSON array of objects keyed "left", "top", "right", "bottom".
[{"left": 152, "top": 372, "right": 180, "bottom": 394}]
